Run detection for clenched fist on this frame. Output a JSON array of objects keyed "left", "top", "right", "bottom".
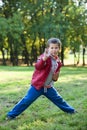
[{"left": 42, "top": 48, "right": 50, "bottom": 61}]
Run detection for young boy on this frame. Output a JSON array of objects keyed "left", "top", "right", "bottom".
[{"left": 7, "top": 38, "right": 76, "bottom": 119}]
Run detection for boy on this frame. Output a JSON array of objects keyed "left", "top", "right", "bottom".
[{"left": 7, "top": 38, "right": 76, "bottom": 119}]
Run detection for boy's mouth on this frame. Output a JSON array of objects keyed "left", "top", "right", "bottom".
[
  {"left": 50, "top": 54, "right": 58, "bottom": 59},
  {"left": 51, "top": 53, "right": 57, "bottom": 56}
]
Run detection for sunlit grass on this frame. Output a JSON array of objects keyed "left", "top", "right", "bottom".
[{"left": 0, "top": 66, "right": 87, "bottom": 130}]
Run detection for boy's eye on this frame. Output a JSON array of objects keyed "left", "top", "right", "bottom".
[{"left": 51, "top": 47, "right": 58, "bottom": 49}]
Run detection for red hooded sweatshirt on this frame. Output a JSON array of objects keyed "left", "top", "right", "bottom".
[{"left": 31, "top": 54, "right": 62, "bottom": 90}]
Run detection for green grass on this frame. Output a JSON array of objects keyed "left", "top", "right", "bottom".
[{"left": 0, "top": 66, "right": 87, "bottom": 130}]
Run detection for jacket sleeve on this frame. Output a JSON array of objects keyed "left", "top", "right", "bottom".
[
  {"left": 52, "top": 61, "right": 62, "bottom": 81},
  {"left": 35, "top": 57, "right": 46, "bottom": 70},
  {"left": 52, "top": 71, "right": 60, "bottom": 81},
  {"left": 56, "top": 61, "right": 62, "bottom": 72}
]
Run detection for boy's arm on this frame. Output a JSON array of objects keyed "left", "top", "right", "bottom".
[
  {"left": 52, "top": 61, "right": 62, "bottom": 81},
  {"left": 52, "top": 71, "right": 60, "bottom": 81},
  {"left": 35, "top": 48, "right": 50, "bottom": 70},
  {"left": 35, "top": 57, "right": 46, "bottom": 70}
]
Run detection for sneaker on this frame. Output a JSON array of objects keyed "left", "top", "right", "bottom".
[
  {"left": 6, "top": 115, "right": 16, "bottom": 120},
  {"left": 69, "top": 110, "right": 78, "bottom": 114},
  {"left": 73, "top": 110, "right": 78, "bottom": 114}
]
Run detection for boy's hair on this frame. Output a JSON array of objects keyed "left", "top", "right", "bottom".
[{"left": 47, "top": 38, "right": 62, "bottom": 49}]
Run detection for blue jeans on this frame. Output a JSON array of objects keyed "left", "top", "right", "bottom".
[{"left": 7, "top": 85, "right": 75, "bottom": 118}]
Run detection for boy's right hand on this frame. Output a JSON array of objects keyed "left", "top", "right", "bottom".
[{"left": 42, "top": 48, "right": 50, "bottom": 61}]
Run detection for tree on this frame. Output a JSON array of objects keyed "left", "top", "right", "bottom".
[
  {"left": 0, "top": 0, "right": 86, "bottom": 66},
  {"left": 0, "top": 17, "right": 8, "bottom": 65},
  {"left": 7, "top": 13, "right": 24, "bottom": 65}
]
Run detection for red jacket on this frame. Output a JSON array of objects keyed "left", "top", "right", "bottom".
[{"left": 31, "top": 54, "right": 62, "bottom": 90}]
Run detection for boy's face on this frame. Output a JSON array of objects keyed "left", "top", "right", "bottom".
[{"left": 48, "top": 43, "right": 59, "bottom": 57}]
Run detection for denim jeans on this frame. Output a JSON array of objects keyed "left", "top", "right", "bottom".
[{"left": 7, "top": 85, "right": 75, "bottom": 118}]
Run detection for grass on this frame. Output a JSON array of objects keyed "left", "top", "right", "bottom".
[{"left": 0, "top": 66, "right": 87, "bottom": 130}]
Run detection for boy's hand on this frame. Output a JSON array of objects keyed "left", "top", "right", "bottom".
[
  {"left": 52, "top": 72, "right": 59, "bottom": 81},
  {"left": 42, "top": 48, "right": 50, "bottom": 61}
]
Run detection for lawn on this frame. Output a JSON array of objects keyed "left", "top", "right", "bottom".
[{"left": 0, "top": 66, "right": 87, "bottom": 130}]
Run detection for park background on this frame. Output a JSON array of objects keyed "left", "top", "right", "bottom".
[
  {"left": 0, "top": 0, "right": 87, "bottom": 66},
  {"left": 0, "top": 0, "right": 87, "bottom": 130}
]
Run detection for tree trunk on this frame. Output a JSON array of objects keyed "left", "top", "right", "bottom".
[
  {"left": 21, "top": 34, "right": 29, "bottom": 66},
  {"left": 82, "top": 47, "right": 85, "bottom": 66},
  {"left": 73, "top": 48, "right": 76, "bottom": 66},
  {"left": 1, "top": 48, "right": 6, "bottom": 65},
  {"left": 77, "top": 51, "right": 80, "bottom": 65},
  {"left": 22, "top": 48, "right": 29, "bottom": 66},
  {"left": 61, "top": 45, "right": 64, "bottom": 66},
  {"left": 13, "top": 49, "right": 18, "bottom": 66}
]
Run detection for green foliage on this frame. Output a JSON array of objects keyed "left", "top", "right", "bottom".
[
  {"left": 0, "top": 17, "right": 8, "bottom": 37},
  {"left": 7, "top": 13, "right": 24, "bottom": 40},
  {"left": 0, "top": 0, "right": 86, "bottom": 65}
]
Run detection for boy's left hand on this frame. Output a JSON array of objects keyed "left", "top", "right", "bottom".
[{"left": 52, "top": 72, "right": 59, "bottom": 81}]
